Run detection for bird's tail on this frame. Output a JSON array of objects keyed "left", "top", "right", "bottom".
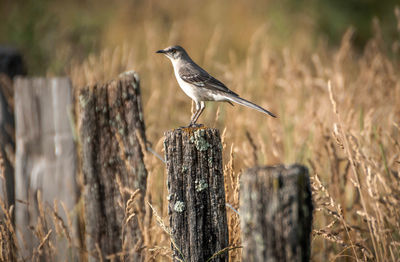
[{"left": 226, "top": 95, "right": 276, "bottom": 118}]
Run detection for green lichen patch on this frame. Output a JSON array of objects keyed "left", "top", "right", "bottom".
[
  {"left": 189, "top": 129, "right": 210, "bottom": 151},
  {"left": 208, "top": 156, "right": 213, "bottom": 166},
  {"left": 195, "top": 179, "right": 208, "bottom": 192},
  {"left": 174, "top": 201, "right": 186, "bottom": 213},
  {"left": 79, "top": 94, "right": 89, "bottom": 108}
]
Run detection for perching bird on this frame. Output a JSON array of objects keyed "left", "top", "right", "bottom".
[{"left": 156, "top": 45, "right": 276, "bottom": 127}]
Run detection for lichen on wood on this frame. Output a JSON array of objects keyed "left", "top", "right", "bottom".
[
  {"left": 79, "top": 71, "right": 147, "bottom": 262},
  {"left": 164, "top": 127, "right": 229, "bottom": 262}
]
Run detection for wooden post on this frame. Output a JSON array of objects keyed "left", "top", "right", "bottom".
[
  {"left": 164, "top": 127, "right": 229, "bottom": 262},
  {"left": 0, "top": 46, "right": 27, "bottom": 213},
  {"left": 240, "top": 164, "right": 313, "bottom": 262},
  {"left": 79, "top": 71, "right": 147, "bottom": 261},
  {"left": 14, "top": 77, "right": 78, "bottom": 260},
  {"left": 0, "top": 47, "right": 26, "bottom": 261}
]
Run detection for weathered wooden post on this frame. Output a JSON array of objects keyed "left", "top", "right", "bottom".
[
  {"left": 79, "top": 71, "right": 147, "bottom": 261},
  {"left": 0, "top": 46, "right": 27, "bottom": 212},
  {"left": 14, "top": 77, "right": 78, "bottom": 260},
  {"left": 164, "top": 127, "right": 229, "bottom": 262},
  {"left": 240, "top": 164, "right": 313, "bottom": 262},
  {"left": 0, "top": 46, "right": 26, "bottom": 262}
]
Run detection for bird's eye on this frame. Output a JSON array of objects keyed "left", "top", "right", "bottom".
[{"left": 171, "top": 49, "right": 176, "bottom": 54}]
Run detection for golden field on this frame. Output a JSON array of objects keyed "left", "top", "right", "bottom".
[{"left": 1, "top": 1, "right": 400, "bottom": 261}]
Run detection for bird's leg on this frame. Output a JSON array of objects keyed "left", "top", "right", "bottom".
[
  {"left": 186, "top": 101, "right": 204, "bottom": 128},
  {"left": 191, "top": 101, "right": 205, "bottom": 125},
  {"left": 180, "top": 105, "right": 200, "bottom": 128}
]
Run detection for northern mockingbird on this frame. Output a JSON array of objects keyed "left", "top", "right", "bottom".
[{"left": 156, "top": 45, "right": 276, "bottom": 127}]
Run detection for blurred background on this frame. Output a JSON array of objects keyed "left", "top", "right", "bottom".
[
  {"left": 1, "top": 0, "right": 400, "bottom": 261},
  {"left": 1, "top": 0, "right": 399, "bottom": 75}
]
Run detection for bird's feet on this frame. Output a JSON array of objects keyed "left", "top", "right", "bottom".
[
  {"left": 179, "top": 123, "right": 204, "bottom": 129},
  {"left": 190, "top": 123, "right": 204, "bottom": 128}
]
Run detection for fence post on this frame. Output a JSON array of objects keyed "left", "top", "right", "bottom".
[
  {"left": 0, "top": 46, "right": 27, "bottom": 214},
  {"left": 240, "top": 164, "right": 313, "bottom": 262},
  {"left": 79, "top": 71, "right": 147, "bottom": 261},
  {"left": 164, "top": 127, "right": 229, "bottom": 262},
  {"left": 14, "top": 77, "right": 78, "bottom": 260},
  {"left": 0, "top": 46, "right": 26, "bottom": 262}
]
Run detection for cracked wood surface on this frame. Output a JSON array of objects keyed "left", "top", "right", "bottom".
[
  {"left": 164, "top": 128, "right": 229, "bottom": 262},
  {"left": 79, "top": 72, "right": 147, "bottom": 262}
]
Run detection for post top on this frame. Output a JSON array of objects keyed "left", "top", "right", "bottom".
[{"left": 165, "top": 126, "right": 219, "bottom": 136}]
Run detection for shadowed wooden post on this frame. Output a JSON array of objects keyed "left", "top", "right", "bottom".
[
  {"left": 0, "top": 46, "right": 26, "bottom": 262},
  {"left": 0, "top": 46, "right": 26, "bottom": 214},
  {"left": 164, "top": 128, "right": 229, "bottom": 262},
  {"left": 79, "top": 71, "right": 147, "bottom": 261},
  {"left": 240, "top": 164, "right": 313, "bottom": 262}
]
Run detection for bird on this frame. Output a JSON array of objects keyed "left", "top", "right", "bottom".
[{"left": 156, "top": 45, "right": 276, "bottom": 127}]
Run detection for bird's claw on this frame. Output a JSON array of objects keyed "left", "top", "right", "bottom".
[
  {"left": 179, "top": 123, "right": 204, "bottom": 129},
  {"left": 190, "top": 123, "right": 204, "bottom": 128}
]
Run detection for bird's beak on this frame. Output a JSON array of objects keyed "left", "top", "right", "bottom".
[{"left": 156, "top": 49, "right": 166, "bottom": 54}]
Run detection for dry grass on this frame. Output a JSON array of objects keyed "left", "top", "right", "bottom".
[
  {"left": 1, "top": 6, "right": 400, "bottom": 262},
  {"left": 72, "top": 17, "right": 399, "bottom": 261},
  {"left": 69, "top": 15, "right": 400, "bottom": 261}
]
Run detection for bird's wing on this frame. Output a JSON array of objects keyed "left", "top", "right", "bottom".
[{"left": 179, "top": 62, "right": 239, "bottom": 96}]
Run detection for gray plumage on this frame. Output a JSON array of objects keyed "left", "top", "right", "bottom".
[
  {"left": 156, "top": 45, "right": 276, "bottom": 127},
  {"left": 178, "top": 55, "right": 238, "bottom": 96}
]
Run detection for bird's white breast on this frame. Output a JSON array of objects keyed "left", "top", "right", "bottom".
[{"left": 172, "top": 60, "right": 199, "bottom": 102}]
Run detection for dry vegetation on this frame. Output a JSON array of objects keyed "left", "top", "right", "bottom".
[
  {"left": 1, "top": 4, "right": 400, "bottom": 262},
  {"left": 73, "top": 14, "right": 400, "bottom": 260}
]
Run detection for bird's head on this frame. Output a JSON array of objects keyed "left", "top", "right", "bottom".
[{"left": 156, "top": 45, "right": 187, "bottom": 61}]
